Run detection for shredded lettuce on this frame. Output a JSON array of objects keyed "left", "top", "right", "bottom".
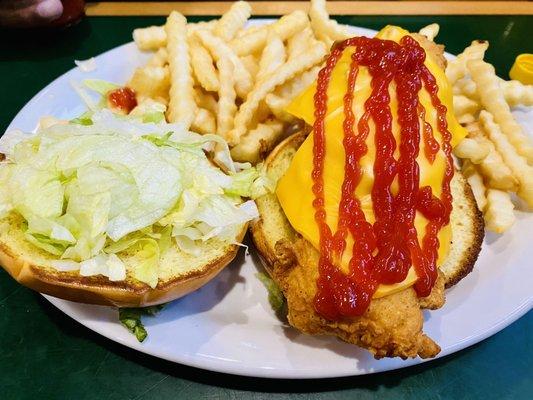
[
  {"left": 71, "top": 80, "right": 97, "bottom": 111},
  {"left": 118, "top": 304, "right": 165, "bottom": 342},
  {"left": 0, "top": 129, "right": 30, "bottom": 157},
  {"left": 79, "top": 253, "right": 126, "bottom": 281},
  {"left": 75, "top": 79, "right": 166, "bottom": 126},
  {"left": 70, "top": 111, "right": 93, "bottom": 126},
  {"left": 0, "top": 111, "right": 265, "bottom": 286},
  {"left": 83, "top": 79, "right": 119, "bottom": 95},
  {"left": 50, "top": 259, "right": 80, "bottom": 271},
  {"left": 157, "top": 225, "right": 173, "bottom": 254},
  {"left": 142, "top": 112, "right": 165, "bottom": 124},
  {"left": 225, "top": 164, "right": 274, "bottom": 199},
  {"left": 70, "top": 79, "right": 118, "bottom": 112},
  {"left": 132, "top": 238, "right": 160, "bottom": 288},
  {"left": 24, "top": 232, "right": 67, "bottom": 256}
]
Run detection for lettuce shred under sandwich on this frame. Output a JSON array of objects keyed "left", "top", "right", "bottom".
[{"left": 119, "top": 305, "right": 165, "bottom": 342}]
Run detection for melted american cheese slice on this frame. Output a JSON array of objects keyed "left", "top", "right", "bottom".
[{"left": 276, "top": 26, "right": 467, "bottom": 298}]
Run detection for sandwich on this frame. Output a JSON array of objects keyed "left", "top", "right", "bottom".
[
  {"left": 251, "top": 26, "right": 484, "bottom": 359},
  {"left": 0, "top": 109, "right": 263, "bottom": 307}
]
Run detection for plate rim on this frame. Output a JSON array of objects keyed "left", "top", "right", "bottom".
[{"left": 43, "top": 292, "right": 532, "bottom": 379}]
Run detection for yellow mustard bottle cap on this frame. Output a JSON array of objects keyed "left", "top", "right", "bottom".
[{"left": 509, "top": 54, "right": 533, "bottom": 85}]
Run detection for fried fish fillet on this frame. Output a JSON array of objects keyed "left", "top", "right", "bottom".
[{"left": 251, "top": 132, "right": 484, "bottom": 359}]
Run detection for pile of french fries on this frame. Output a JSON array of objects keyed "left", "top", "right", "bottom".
[
  {"left": 128, "top": 0, "right": 532, "bottom": 234},
  {"left": 129, "top": 0, "right": 351, "bottom": 163},
  {"left": 443, "top": 38, "right": 533, "bottom": 233}
]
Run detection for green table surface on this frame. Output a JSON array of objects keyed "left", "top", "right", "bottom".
[{"left": 0, "top": 15, "right": 532, "bottom": 400}]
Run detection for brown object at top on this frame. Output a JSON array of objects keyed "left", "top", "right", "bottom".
[{"left": 86, "top": 2, "right": 533, "bottom": 16}]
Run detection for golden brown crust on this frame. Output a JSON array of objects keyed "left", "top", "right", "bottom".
[
  {"left": 257, "top": 232, "right": 442, "bottom": 359},
  {"left": 411, "top": 33, "right": 447, "bottom": 70},
  {"left": 419, "top": 272, "right": 445, "bottom": 310},
  {"left": 251, "top": 131, "right": 484, "bottom": 359},
  {"left": 0, "top": 225, "right": 247, "bottom": 307}
]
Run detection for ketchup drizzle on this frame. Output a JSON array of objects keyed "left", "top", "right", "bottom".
[
  {"left": 312, "top": 35, "right": 454, "bottom": 319},
  {"left": 107, "top": 87, "right": 138, "bottom": 114}
]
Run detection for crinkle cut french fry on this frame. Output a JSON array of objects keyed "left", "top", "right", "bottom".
[
  {"left": 257, "top": 33, "right": 286, "bottom": 82},
  {"left": 461, "top": 130, "right": 516, "bottom": 233},
  {"left": 231, "top": 41, "right": 327, "bottom": 139},
  {"left": 128, "top": 66, "right": 170, "bottom": 104},
  {"left": 453, "top": 137, "right": 490, "bottom": 163},
  {"left": 196, "top": 29, "right": 253, "bottom": 99},
  {"left": 265, "top": 93, "right": 294, "bottom": 122},
  {"left": 266, "top": 66, "right": 321, "bottom": 122},
  {"left": 165, "top": 11, "right": 196, "bottom": 128},
  {"left": 418, "top": 23, "right": 440, "bottom": 42},
  {"left": 465, "top": 131, "right": 518, "bottom": 191},
  {"left": 278, "top": 66, "right": 321, "bottom": 99},
  {"left": 251, "top": 101, "right": 273, "bottom": 128},
  {"left": 133, "top": 20, "right": 217, "bottom": 51},
  {"left": 213, "top": 1, "right": 252, "bottom": 42},
  {"left": 501, "top": 80, "right": 533, "bottom": 107},
  {"left": 266, "top": 10, "right": 310, "bottom": 41},
  {"left": 240, "top": 55, "right": 260, "bottom": 81},
  {"left": 189, "top": 35, "right": 219, "bottom": 92},
  {"left": 287, "top": 26, "right": 314, "bottom": 60},
  {"left": 194, "top": 89, "right": 218, "bottom": 114},
  {"left": 484, "top": 189, "right": 516, "bottom": 233},
  {"left": 229, "top": 10, "right": 308, "bottom": 56},
  {"left": 189, "top": 20, "right": 218, "bottom": 32},
  {"left": 236, "top": 24, "right": 265, "bottom": 38},
  {"left": 146, "top": 48, "right": 168, "bottom": 67},
  {"left": 446, "top": 40, "right": 488, "bottom": 85},
  {"left": 453, "top": 94, "right": 480, "bottom": 119},
  {"left": 230, "top": 120, "right": 284, "bottom": 163},
  {"left": 309, "top": 0, "right": 350, "bottom": 46},
  {"left": 468, "top": 59, "right": 533, "bottom": 163},
  {"left": 192, "top": 108, "right": 216, "bottom": 135},
  {"left": 214, "top": 56, "right": 238, "bottom": 144},
  {"left": 461, "top": 160, "right": 487, "bottom": 211},
  {"left": 228, "top": 26, "right": 268, "bottom": 57},
  {"left": 479, "top": 111, "right": 533, "bottom": 207},
  {"left": 478, "top": 154, "right": 518, "bottom": 191},
  {"left": 453, "top": 77, "right": 478, "bottom": 100},
  {"left": 133, "top": 26, "right": 166, "bottom": 51},
  {"left": 457, "top": 113, "right": 476, "bottom": 125}
]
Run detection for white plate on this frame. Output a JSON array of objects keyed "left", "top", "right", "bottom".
[{"left": 5, "top": 22, "right": 533, "bottom": 379}]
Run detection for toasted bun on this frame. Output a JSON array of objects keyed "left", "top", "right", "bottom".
[
  {"left": 0, "top": 212, "right": 247, "bottom": 307},
  {"left": 251, "top": 131, "right": 484, "bottom": 289}
]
